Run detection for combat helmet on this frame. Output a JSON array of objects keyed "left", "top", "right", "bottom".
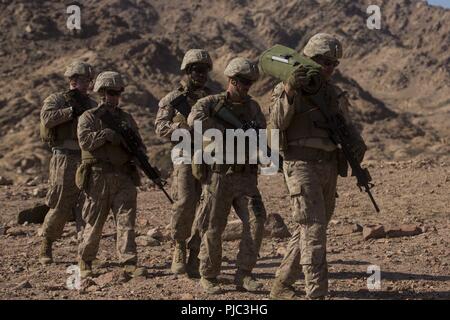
[
  {"left": 93, "top": 71, "right": 126, "bottom": 92},
  {"left": 303, "top": 33, "right": 343, "bottom": 61},
  {"left": 64, "top": 61, "right": 94, "bottom": 79},
  {"left": 224, "top": 57, "right": 260, "bottom": 81},
  {"left": 180, "top": 49, "right": 213, "bottom": 71}
]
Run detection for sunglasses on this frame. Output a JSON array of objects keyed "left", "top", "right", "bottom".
[
  {"left": 235, "top": 77, "right": 254, "bottom": 86},
  {"left": 314, "top": 56, "right": 340, "bottom": 68},
  {"left": 70, "top": 75, "right": 93, "bottom": 83},
  {"left": 106, "top": 89, "right": 123, "bottom": 96},
  {"left": 189, "top": 65, "right": 209, "bottom": 74}
]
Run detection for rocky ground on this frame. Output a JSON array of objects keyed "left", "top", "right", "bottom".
[{"left": 0, "top": 158, "right": 448, "bottom": 300}]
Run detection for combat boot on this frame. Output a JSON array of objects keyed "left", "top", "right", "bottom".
[
  {"left": 186, "top": 249, "right": 200, "bottom": 278},
  {"left": 200, "top": 277, "right": 221, "bottom": 295},
  {"left": 38, "top": 238, "right": 53, "bottom": 265},
  {"left": 79, "top": 259, "right": 93, "bottom": 278},
  {"left": 270, "top": 279, "right": 297, "bottom": 300},
  {"left": 123, "top": 263, "right": 148, "bottom": 278},
  {"left": 235, "top": 269, "right": 263, "bottom": 292},
  {"left": 171, "top": 241, "right": 187, "bottom": 274}
]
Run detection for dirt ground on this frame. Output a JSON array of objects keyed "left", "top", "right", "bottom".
[{"left": 0, "top": 158, "right": 448, "bottom": 300}]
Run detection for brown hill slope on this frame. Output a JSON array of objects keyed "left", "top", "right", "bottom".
[{"left": 0, "top": 0, "right": 448, "bottom": 182}]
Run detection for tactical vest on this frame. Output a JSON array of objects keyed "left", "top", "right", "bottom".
[
  {"left": 210, "top": 93, "right": 258, "bottom": 174},
  {"left": 40, "top": 92, "right": 92, "bottom": 148},
  {"left": 81, "top": 109, "right": 133, "bottom": 168},
  {"left": 170, "top": 83, "right": 210, "bottom": 122},
  {"left": 285, "top": 84, "right": 339, "bottom": 144}
]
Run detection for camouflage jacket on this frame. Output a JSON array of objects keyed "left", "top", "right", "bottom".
[
  {"left": 78, "top": 104, "right": 145, "bottom": 166},
  {"left": 269, "top": 81, "right": 365, "bottom": 153},
  {"left": 40, "top": 92, "right": 97, "bottom": 149},
  {"left": 155, "top": 81, "right": 212, "bottom": 139}
]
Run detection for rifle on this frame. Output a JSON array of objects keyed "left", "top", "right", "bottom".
[
  {"left": 169, "top": 91, "right": 191, "bottom": 118},
  {"left": 307, "top": 90, "right": 380, "bottom": 213},
  {"left": 64, "top": 89, "right": 92, "bottom": 116},
  {"left": 212, "top": 100, "right": 283, "bottom": 171},
  {"left": 99, "top": 109, "right": 174, "bottom": 204}
]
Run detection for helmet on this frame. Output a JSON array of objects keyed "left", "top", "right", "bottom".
[
  {"left": 93, "top": 71, "right": 125, "bottom": 92},
  {"left": 224, "top": 57, "right": 259, "bottom": 81},
  {"left": 64, "top": 61, "right": 94, "bottom": 79},
  {"left": 303, "top": 33, "right": 343, "bottom": 60},
  {"left": 180, "top": 49, "right": 213, "bottom": 71}
]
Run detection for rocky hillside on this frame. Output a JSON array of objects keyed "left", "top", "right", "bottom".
[{"left": 0, "top": 0, "right": 448, "bottom": 183}]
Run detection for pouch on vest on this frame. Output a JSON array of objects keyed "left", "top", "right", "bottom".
[
  {"left": 75, "top": 162, "right": 92, "bottom": 191},
  {"left": 40, "top": 122, "right": 57, "bottom": 148}
]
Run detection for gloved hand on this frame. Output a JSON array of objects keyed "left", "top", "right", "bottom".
[
  {"left": 102, "top": 128, "right": 122, "bottom": 146},
  {"left": 287, "top": 66, "right": 309, "bottom": 91},
  {"left": 172, "top": 114, "right": 190, "bottom": 130},
  {"left": 352, "top": 141, "right": 367, "bottom": 163}
]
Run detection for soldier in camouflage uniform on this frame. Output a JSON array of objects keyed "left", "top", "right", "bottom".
[
  {"left": 155, "top": 49, "right": 213, "bottom": 276},
  {"left": 187, "top": 57, "right": 267, "bottom": 294},
  {"left": 269, "top": 34, "right": 367, "bottom": 299},
  {"left": 39, "top": 61, "right": 97, "bottom": 265},
  {"left": 77, "top": 71, "right": 147, "bottom": 278}
]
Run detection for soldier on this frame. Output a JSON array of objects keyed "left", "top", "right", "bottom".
[
  {"left": 187, "top": 57, "right": 268, "bottom": 294},
  {"left": 269, "top": 33, "right": 367, "bottom": 299},
  {"left": 77, "top": 71, "right": 146, "bottom": 278},
  {"left": 155, "top": 49, "right": 213, "bottom": 276},
  {"left": 39, "top": 61, "right": 96, "bottom": 265}
]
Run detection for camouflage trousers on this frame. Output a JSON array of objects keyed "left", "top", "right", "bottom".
[
  {"left": 78, "top": 168, "right": 137, "bottom": 265},
  {"left": 42, "top": 152, "right": 83, "bottom": 241},
  {"left": 171, "top": 164, "right": 202, "bottom": 242},
  {"left": 275, "top": 158, "right": 337, "bottom": 299},
  {"left": 193, "top": 171, "right": 267, "bottom": 279}
]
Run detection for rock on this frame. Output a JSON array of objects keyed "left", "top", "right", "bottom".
[
  {"left": 25, "top": 176, "right": 41, "bottom": 187},
  {"left": 86, "top": 285, "right": 101, "bottom": 293},
  {"left": 385, "top": 224, "right": 423, "bottom": 238},
  {"left": 352, "top": 224, "right": 363, "bottom": 233},
  {"left": 137, "top": 218, "right": 150, "bottom": 227},
  {"left": 363, "top": 224, "right": 385, "bottom": 240},
  {"left": 264, "top": 213, "right": 291, "bottom": 238},
  {"left": 0, "top": 176, "right": 13, "bottom": 185},
  {"left": 6, "top": 226, "right": 27, "bottom": 237},
  {"left": 16, "top": 280, "right": 32, "bottom": 289},
  {"left": 222, "top": 219, "right": 243, "bottom": 241},
  {"left": 79, "top": 278, "right": 97, "bottom": 293},
  {"left": 147, "top": 237, "right": 161, "bottom": 247},
  {"left": 180, "top": 293, "right": 194, "bottom": 300},
  {"left": 94, "top": 271, "right": 121, "bottom": 288},
  {"left": 147, "top": 227, "right": 164, "bottom": 241},
  {"left": 136, "top": 235, "right": 161, "bottom": 247},
  {"left": 363, "top": 224, "right": 423, "bottom": 240},
  {"left": 17, "top": 204, "right": 49, "bottom": 224},
  {"left": 136, "top": 236, "right": 150, "bottom": 246},
  {"left": 31, "top": 188, "right": 47, "bottom": 198}
]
